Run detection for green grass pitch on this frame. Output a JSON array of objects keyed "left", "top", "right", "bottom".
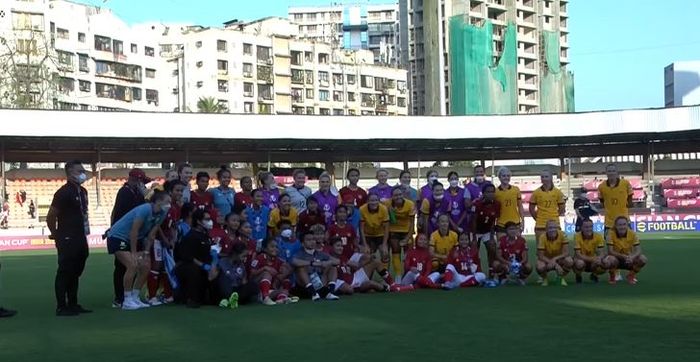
[{"left": 0, "top": 234, "right": 699, "bottom": 362}]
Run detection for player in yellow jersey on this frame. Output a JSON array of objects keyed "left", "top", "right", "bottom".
[
  {"left": 430, "top": 215, "right": 458, "bottom": 272},
  {"left": 603, "top": 216, "right": 647, "bottom": 285},
  {"left": 598, "top": 164, "right": 633, "bottom": 234},
  {"left": 385, "top": 186, "right": 416, "bottom": 279},
  {"left": 536, "top": 220, "right": 573, "bottom": 287},
  {"left": 495, "top": 167, "right": 525, "bottom": 237},
  {"left": 573, "top": 219, "right": 610, "bottom": 284},
  {"left": 529, "top": 170, "right": 566, "bottom": 241}
]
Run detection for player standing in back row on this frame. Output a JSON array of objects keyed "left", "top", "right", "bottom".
[
  {"left": 495, "top": 167, "right": 524, "bottom": 237},
  {"left": 529, "top": 170, "right": 566, "bottom": 241},
  {"left": 597, "top": 164, "right": 633, "bottom": 237}
]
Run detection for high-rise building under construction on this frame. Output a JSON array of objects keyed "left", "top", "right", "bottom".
[{"left": 400, "top": 0, "right": 574, "bottom": 115}]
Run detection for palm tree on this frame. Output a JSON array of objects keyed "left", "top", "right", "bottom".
[{"left": 197, "top": 97, "right": 228, "bottom": 113}]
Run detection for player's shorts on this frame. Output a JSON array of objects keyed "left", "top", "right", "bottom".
[
  {"left": 107, "top": 237, "right": 145, "bottom": 254},
  {"left": 366, "top": 236, "right": 384, "bottom": 251},
  {"left": 495, "top": 223, "right": 521, "bottom": 233},
  {"left": 349, "top": 252, "right": 364, "bottom": 265},
  {"left": 336, "top": 267, "right": 371, "bottom": 291},
  {"left": 152, "top": 239, "right": 164, "bottom": 262},
  {"left": 575, "top": 258, "right": 597, "bottom": 272},
  {"left": 475, "top": 233, "right": 494, "bottom": 244},
  {"left": 614, "top": 256, "right": 634, "bottom": 270},
  {"left": 389, "top": 232, "right": 408, "bottom": 243}
]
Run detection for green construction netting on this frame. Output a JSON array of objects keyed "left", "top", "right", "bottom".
[
  {"left": 541, "top": 30, "right": 575, "bottom": 113},
  {"left": 449, "top": 18, "right": 517, "bottom": 115}
]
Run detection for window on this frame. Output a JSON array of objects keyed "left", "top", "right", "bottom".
[
  {"left": 347, "top": 74, "right": 356, "bottom": 85},
  {"left": 291, "top": 51, "right": 303, "bottom": 66},
  {"left": 218, "top": 100, "right": 229, "bottom": 111},
  {"left": 244, "top": 102, "right": 254, "bottom": 114},
  {"left": 57, "top": 50, "right": 73, "bottom": 67},
  {"left": 292, "top": 69, "right": 304, "bottom": 84},
  {"left": 217, "top": 39, "right": 227, "bottom": 52},
  {"left": 257, "top": 65, "right": 272, "bottom": 82},
  {"left": 307, "top": 13, "right": 317, "bottom": 21},
  {"left": 243, "top": 82, "right": 254, "bottom": 97},
  {"left": 56, "top": 28, "right": 69, "bottom": 40},
  {"left": 306, "top": 89, "right": 314, "bottom": 99},
  {"left": 80, "top": 104, "right": 89, "bottom": 111},
  {"left": 306, "top": 107, "right": 315, "bottom": 115},
  {"left": 195, "top": 41, "right": 203, "bottom": 48},
  {"left": 258, "top": 84, "right": 273, "bottom": 100},
  {"left": 318, "top": 53, "right": 329, "bottom": 64},
  {"left": 132, "top": 87, "right": 142, "bottom": 101},
  {"left": 305, "top": 51, "right": 313, "bottom": 62},
  {"left": 113, "top": 40, "right": 124, "bottom": 55},
  {"left": 78, "top": 54, "right": 89, "bottom": 72},
  {"left": 292, "top": 106, "right": 305, "bottom": 115},
  {"left": 333, "top": 91, "right": 343, "bottom": 102},
  {"left": 292, "top": 88, "right": 304, "bottom": 103},
  {"left": 145, "top": 47, "right": 154, "bottom": 57},
  {"left": 217, "top": 60, "right": 228, "bottom": 73},
  {"left": 12, "top": 11, "right": 44, "bottom": 31},
  {"left": 16, "top": 39, "right": 38, "bottom": 54},
  {"left": 131, "top": 43, "right": 137, "bottom": 53},
  {"left": 397, "top": 80, "right": 406, "bottom": 93},
  {"left": 243, "top": 43, "right": 252, "bottom": 55},
  {"left": 348, "top": 109, "right": 356, "bottom": 116},
  {"left": 79, "top": 80, "right": 90, "bottom": 92},
  {"left": 78, "top": 32, "right": 85, "bottom": 43},
  {"left": 94, "top": 35, "right": 111, "bottom": 52},
  {"left": 307, "top": 25, "right": 317, "bottom": 33},
  {"left": 218, "top": 80, "right": 229, "bottom": 92},
  {"left": 257, "top": 46, "right": 272, "bottom": 63},
  {"left": 243, "top": 63, "right": 253, "bottom": 77},
  {"left": 318, "top": 71, "right": 329, "bottom": 86},
  {"left": 196, "top": 81, "right": 203, "bottom": 88},
  {"left": 258, "top": 103, "right": 273, "bottom": 114},
  {"left": 319, "top": 108, "right": 330, "bottom": 116},
  {"left": 145, "top": 68, "right": 156, "bottom": 78},
  {"left": 347, "top": 92, "right": 356, "bottom": 102},
  {"left": 361, "top": 75, "right": 373, "bottom": 88},
  {"left": 305, "top": 70, "right": 313, "bottom": 84},
  {"left": 146, "top": 89, "right": 159, "bottom": 105},
  {"left": 398, "top": 97, "right": 407, "bottom": 107},
  {"left": 58, "top": 77, "right": 74, "bottom": 93},
  {"left": 333, "top": 109, "right": 344, "bottom": 116},
  {"left": 361, "top": 93, "right": 375, "bottom": 107},
  {"left": 293, "top": 14, "right": 303, "bottom": 21},
  {"left": 333, "top": 73, "right": 343, "bottom": 85},
  {"left": 196, "top": 61, "right": 204, "bottom": 68},
  {"left": 319, "top": 90, "right": 329, "bottom": 101}
]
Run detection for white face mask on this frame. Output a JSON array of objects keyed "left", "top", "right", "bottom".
[
  {"left": 161, "top": 203, "right": 172, "bottom": 213},
  {"left": 475, "top": 176, "right": 485, "bottom": 183},
  {"left": 281, "top": 229, "right": 293, "bottom": 238},
  {"left": 77, "top": 173, "right": 87, "bottom": 184},
  {"left": 202, "top": 220, "right": 214, "bottom": 230},
  {"left": 434, "top": 195, "right": 444, "bottom": 201},
  {"left": 428, "top": 176, "right": 437, "bottom": 183},
  {"left": 268, "top": 183, "right": 277, "bottom": 190},
  {"left": 449, "top": 180, "right": 459, "bottom": 188}
]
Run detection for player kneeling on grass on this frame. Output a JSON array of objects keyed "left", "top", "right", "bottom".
[
  {"left": 603, "top": 216, "right": 647, "bottom": 285},
  {"left": 493, "top": 222, "right": 532, "bottom": 285},
  {"left": 573, "top": 219, "right": 609, "bottom": 284},
  {"left": 292, "top": 233, "right": 341, "bottom": 301},
  {"left": 392, "top": 234, "right": 441, "bottom": 291},
  {"left": 330, "top": 237, "right": 394, "bottom": 295},
  {"left": 442, "top": 233, "right": 487, "bottom": 289},
  {"left": 536, "top": 220, "right": 573, "bottom": 287},
  {"left": 210, "top": 242, "right": 259, "bottom": 309},
  {"left": 250, "top": 239, "right": 296, "bottom": 305}
]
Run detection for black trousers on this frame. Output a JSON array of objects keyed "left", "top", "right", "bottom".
[
  {"left": 113, "top": 257, "right": 126, "bottom": 303},
  {"left": 55, "top": 236, "right": 89, "bottom": 309},
  {"left": 175, "top": 263, "right": 210, "bottom": 304},
  {"left": 219, "top": 281, "right": 259, "bottom": 305}
]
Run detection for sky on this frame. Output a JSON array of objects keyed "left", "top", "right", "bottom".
[{"left": 78, "top": 0, "right": 700, "bottom": 112}]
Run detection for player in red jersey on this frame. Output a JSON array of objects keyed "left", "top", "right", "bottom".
[
  {"left": 392, "top": 234, "right": 441, "bottom": 290},
  {"left": 250, "top": 239, "right": 295, "bottom": 305},
  {"left": 234, "top": 176, "right": 254, "bottom": 214},
  {"left": 190, "top": 171, "right": 218, "bottom": 222},
  {"left": 329, "top": 238, "right": 393, "bottom": 295},
  {"left": 297, "top": 196, "right": 326, "bottom": 237},
  {"left": 493, "top": 222, "right": 532, "bottom": 285},
  {"left": 442, "top": 233, "right": 487, "bottom": 289},
  {"left": 326, "top": 205, "right": 359, "bottom": 261},
  {"left": 339, "top": 168, "right": 368, "bottom": 207},
  {"left": 210, "top": 213, "right": 240, "bottom": 256},
  {"left": 235, "top": 220, "right": 257, "bottom": 272},
  {"left": 471, "top": 183, "right": 500, "bottom": 277},
  {"left": 147, "top": 179, "right": 186, "bottom": 305}
]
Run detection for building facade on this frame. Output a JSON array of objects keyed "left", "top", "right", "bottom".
[
  {"left": 401, "top": 0, "right": 573, "bottom": 115},
  {"left": 664, "top": 61, "right": 700, "bottom": 108},
  {"left": 0, "top": 0, "right": 165, "bottom": 111},
  {"left": 289, "top": 3, "right": 400, "bottom": 66}
]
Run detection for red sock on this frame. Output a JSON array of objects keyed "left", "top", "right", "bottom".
[
  {"left": 417, "top": 275, "right": 438, "bottom": 289},
  {"left": 390, "top": 284, "right": 414, "bottom": 292},
  {"left": 260, "top": 279, "right": 272, "bottom": 298},
  {"left": 443, "top": 270, "right": 455, "bottom": 282},
  {"left": 147, "top": 271, "right": 160, "bottom": 299},
  {"left": 161, "top": 275, "right": 173, "bottom": 298},
  {"left": 282, "top": 279, "right": 291, "bottom": 291},
  {"left": 380, "top": 269, "right": 394, "bottom": 285}
]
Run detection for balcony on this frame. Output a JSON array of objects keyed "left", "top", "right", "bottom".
[
  {"left": 257, "top": 65, "right": 273, "bottom": 83},
  {"left": 95, "top": 61, "right": 142, "bottom": 83}
]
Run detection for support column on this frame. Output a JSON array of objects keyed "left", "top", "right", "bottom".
[
  {"left": 96, "top": 148, "right": 102, "bottom": 208},
  {"left": 559, "top": 157, "right": 566, "bottom": 180},
  {"left": 1, "top": 142, "right": 5, "bottom": 202},
  {"left": 491, "top": 150, "right": 496, "bottom": 180},
  {"left": 403, "top": 160, "right": 409, "bottom": 171},
  {"left": 266, "top": 153, "right": 271, "bottom": 172}
]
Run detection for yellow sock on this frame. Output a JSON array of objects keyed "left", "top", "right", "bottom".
[{"left": 391, "top": 253, "right": 402, "bottom": 277}]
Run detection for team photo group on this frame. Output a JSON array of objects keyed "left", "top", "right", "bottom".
[{"left": 44, "top": 161, "right": 647, "bottom": 316}]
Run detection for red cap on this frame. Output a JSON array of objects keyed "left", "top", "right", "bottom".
[{"left": 129, "top": 168, "right": 152, "bottom": 183}]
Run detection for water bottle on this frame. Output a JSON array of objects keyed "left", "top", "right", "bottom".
[
  {"left": 255, "top": 239, "right": 263, "bottom": 253},
  {"left": 310, "top": 272, "right": 323, "bottom": 291},
  {"left": 510, "top": 255, "right": 521, "bottom": 276}
]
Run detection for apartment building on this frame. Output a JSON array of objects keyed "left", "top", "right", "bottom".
[
  {"left": 0, "top": 0, "right": 164, "bottom": 111},
  {"left": 401, "top": 0, "right": 573, "bottom": 115},
  {"left": 172, "top": 18, "right": 408, "bottom": 115},
  {"left": 289, "top": 3, "right": 400, "bottom": 66}
]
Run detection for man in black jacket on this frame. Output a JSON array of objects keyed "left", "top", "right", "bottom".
[{"left": 110, "top": 168, "right": 151, "bottom": 308}]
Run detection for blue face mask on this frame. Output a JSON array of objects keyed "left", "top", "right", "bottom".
[{"left": 77, "top": 173, "right": 87, "bottom": 184}]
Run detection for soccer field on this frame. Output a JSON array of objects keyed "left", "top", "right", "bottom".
[{"left": 1, "top": 234, "right": 699, "bottom": 362}]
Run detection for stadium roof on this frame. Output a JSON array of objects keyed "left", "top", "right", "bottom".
[{"left": 0, "top": 106, "right": 699, "bottom": 163}]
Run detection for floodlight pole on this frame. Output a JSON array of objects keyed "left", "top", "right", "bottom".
[{"left": 1, "top": 142, "right": 5, "bottom": 202}]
